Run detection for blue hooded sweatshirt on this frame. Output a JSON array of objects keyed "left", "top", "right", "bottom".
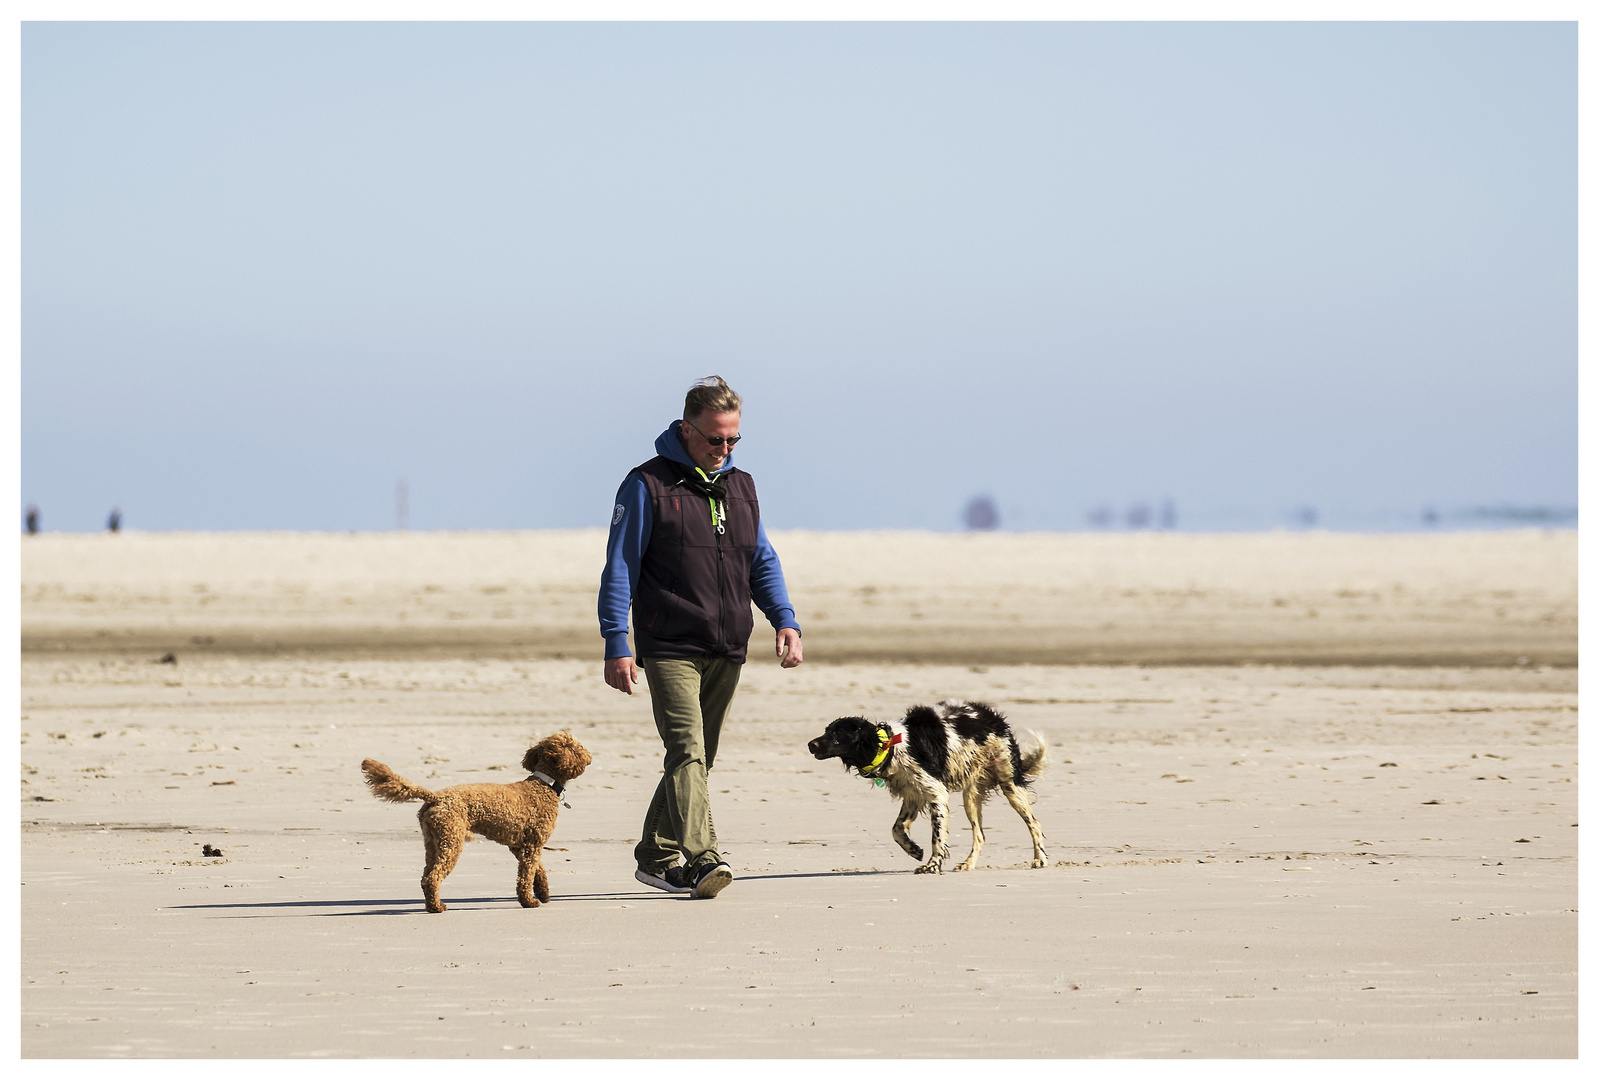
[{"left": 598, "top": 421, "right": 800, "bottom": 661}]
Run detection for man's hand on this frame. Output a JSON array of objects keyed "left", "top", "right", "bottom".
[
  {"left": 605, "top": 656, "right": 639, "bottom": 694},
  {"left": 776, "top": 627, "right": 803, "bottom": 669}
]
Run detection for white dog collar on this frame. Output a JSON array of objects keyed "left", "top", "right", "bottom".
[{"left": 529, "top": 770, "right": 564, "bottom": 795}]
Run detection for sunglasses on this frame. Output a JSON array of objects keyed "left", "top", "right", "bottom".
[{"left": 684, "top": 418, "right": 742, "bottom": 447}]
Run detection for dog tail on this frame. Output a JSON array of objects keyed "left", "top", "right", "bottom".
[
  {"left": 1017, "top": 731, "right": 1049, "bottom": 784},
  {"left": 361, "top": 759, "right": 437, "bottom": 804}
]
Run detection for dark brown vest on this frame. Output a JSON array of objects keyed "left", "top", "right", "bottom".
[{"left": 631, "top": 456, "right": 760, "bottom": 662}]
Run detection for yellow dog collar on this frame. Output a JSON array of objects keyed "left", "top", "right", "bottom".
[{"left": 863, "top": 727, "right": 903, "bottom": 778}]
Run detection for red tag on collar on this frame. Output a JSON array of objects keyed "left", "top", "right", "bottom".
[{"left": 886, "top": 732, "right": 903, "bottom": 747}]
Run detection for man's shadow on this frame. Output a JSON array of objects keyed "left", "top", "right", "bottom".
[{"left": 167, "top": 869, "right": 899, "bottom": 917}]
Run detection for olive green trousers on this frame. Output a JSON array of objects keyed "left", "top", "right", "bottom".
[{"left": 634, "top": 656, "right": 743, "bottom": 874}]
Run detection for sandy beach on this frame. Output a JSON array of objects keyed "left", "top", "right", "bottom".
[{"left": 19, "top": 529, "right": 1577, "bottom": 1057}]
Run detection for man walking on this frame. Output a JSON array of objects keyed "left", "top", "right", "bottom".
[{"left": 599, "top": 376, "right": 803, "bottom": 899}]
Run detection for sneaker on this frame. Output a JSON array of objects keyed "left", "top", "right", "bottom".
[
  {"left": 635, "top": 865, "right": 692, "bottom": 893},
  {"left": 690, "top": 860, "right": 733, "bottom": 899}
]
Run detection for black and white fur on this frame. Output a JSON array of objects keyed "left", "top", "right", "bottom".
[{"left": 807, "top": 700, "right": 1048, "bottom": 874}]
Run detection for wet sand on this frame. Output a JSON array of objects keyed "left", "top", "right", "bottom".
[
  {"left": 21, "top": 528, "right": 1577, "bottom": 667},
  {"left": 19, "top": 530, "right": 1577, "bottom": 1057}
]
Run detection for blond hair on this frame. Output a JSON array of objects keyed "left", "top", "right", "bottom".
[{"left": 683, "top": 375, "right": 742, "bottom": 420}]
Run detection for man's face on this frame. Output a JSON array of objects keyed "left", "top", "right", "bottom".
[{"left": 681, "top": 410, "right": 741, "bottom": 472}]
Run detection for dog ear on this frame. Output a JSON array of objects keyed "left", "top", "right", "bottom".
[
  {"left": 520, "top": 744, "right": 543, "bottom": 774},
  {"left": 848, "top": 719, "right": 883, "bottom": 766},
  {"left": 822, "top": 717, "right": 879, "bottom": 768}
]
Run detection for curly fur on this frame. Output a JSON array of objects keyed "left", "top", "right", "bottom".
[
  {"left": 808, "top": 700, "right": 1048, "bottom": 874},
  {"left": 361, "top": 731, "right": 592, "bottom": 913}
]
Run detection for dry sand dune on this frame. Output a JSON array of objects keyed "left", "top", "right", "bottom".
[{"left": 19, "top": 530, "right": 1577, "bottom": 1058}]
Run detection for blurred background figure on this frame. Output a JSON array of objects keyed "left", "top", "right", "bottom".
[
  {"left": 1085, "top": 505, "right": 1112, "bottom": 528},
  {"left": 1126, "top": 503, "right": 1151, "bottom": 529},
  {"left": 107, "top": 506, "right": 121, "bottom": 532},
  {"left": 963, "top": 494, "right": 1000, "bottom": 531},
  {"left": 25, "top": 504, "right": 39, "bottom": 534},
  {"left": 1160, "top": 499, "right": 1177, "bottom": 530},
  {"left": 1294, "top": 505, "right": 1319, "bottom": 527}
]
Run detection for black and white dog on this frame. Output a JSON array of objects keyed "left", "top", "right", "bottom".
[{"left": 807, "top": 700, "right": 1048, "bottom": 874}]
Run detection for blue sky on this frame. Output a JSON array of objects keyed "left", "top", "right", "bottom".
[{"left": 21, "top": 20, "right": 1575, "bottom": 531}]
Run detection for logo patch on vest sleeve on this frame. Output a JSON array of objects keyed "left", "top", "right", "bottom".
[{"left": 612, "top": 503, "right": 626, "bottom": 525}]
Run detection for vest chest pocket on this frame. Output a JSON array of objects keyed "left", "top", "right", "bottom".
[
  {"left": 649, "top": 488, "right": 706, "bottom": 550},
  {"left": 722, "top": 495, "right": 759, "bottom": 550}
]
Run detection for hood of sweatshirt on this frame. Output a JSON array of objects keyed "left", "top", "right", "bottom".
[{"left": 655, "top": 420, "right": 734, "bottom": 475}]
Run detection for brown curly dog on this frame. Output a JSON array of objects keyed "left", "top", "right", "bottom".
[{"left": 361, "top": 731, "right": 591, "bottom": 913}]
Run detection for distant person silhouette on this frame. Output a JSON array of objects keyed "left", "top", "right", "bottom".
[
  {"left": 25, "top": 505, "right": 38, "bottom": 534},
  {"left": 107, "top": 507, "right": 121, "bottom": 533},
  {"left": 963, "top": 495, "right": 1000, "bottom": 531}
]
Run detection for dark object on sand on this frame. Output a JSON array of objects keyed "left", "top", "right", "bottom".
[
  {"left": 202, "top": 844, "right": 223, "bottom": 857},
  {"left": 25, "top": 505, "right": 38, "bottom": 534},
  {"left": 107, "top": 507, "right": 121, "bottom": 532},
  {"left": 158, "top": 652, "right": 177, "bottom": 664}
]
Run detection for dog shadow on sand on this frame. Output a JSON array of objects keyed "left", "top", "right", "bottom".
[{"left": 166, "top": 870, "right": 902, "bottom": 918}]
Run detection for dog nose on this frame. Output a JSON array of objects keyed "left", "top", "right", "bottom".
[{"left": 807, "top": 737, "right": 824, "bottom": 756}]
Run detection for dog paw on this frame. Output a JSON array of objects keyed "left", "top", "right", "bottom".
[
  {"left": 904, "top": 845, "right": 924, "bottom": 862},
  {"left": 426, "top": 902, "right": 446, "bottom": 913},
  {"left": 1031, "top": 856, "right": 1049, "bottom": 868},
  {"left": 954, "top": 861, "right": 975, "bottom": 872},
  {"left": 519, "top": 897, "right": 540, "bottom": 908},
  {"left": 913, "top": 862, "right": 943, "bottom": 875}
]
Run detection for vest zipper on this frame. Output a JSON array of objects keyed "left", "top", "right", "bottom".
[{"left": 716, "top": 517, "right": 727, "bottom": 652}]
